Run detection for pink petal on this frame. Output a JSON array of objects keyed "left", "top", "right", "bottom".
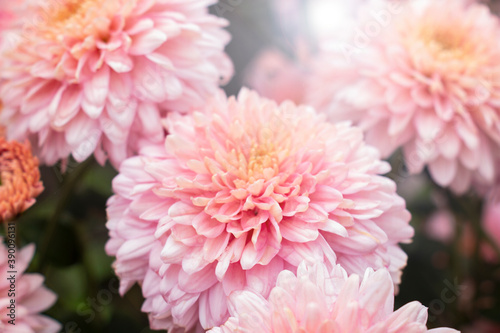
[{"left": 129, "top": 29, "right": 168, "bottom": 55}]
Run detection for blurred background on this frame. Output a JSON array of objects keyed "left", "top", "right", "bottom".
[{"left": 10, "top": 1, "right": 500, "bottom": 332}]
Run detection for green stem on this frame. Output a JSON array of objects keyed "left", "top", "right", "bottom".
[{"left": 35, "top": 157, "right": 94, "bottom": 273}]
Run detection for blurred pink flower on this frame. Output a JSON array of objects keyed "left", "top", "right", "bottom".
[
  {"left": 209, "top": 261, "right": 458, "bottom": 333},
  {"left": 106, "top": 89, "right": 413, "bottom": 331},
  {"left": 0, "top": 0, "right": 233, "bottom": 168},
  {"left": 0, "top": 240, "right": 60, "bottom": 333},
  {"left": 245, "top": 49, "right": 306, "bottom": 104},
  {"left": 484, "top": 189, "right": 500, "bottom": 237},
  {"left": 426, "top": 210, "right": 456, "bottom": 244},
  {"left": 424, "top": 189, "right": 500, "bottom": 263},
  {"left": 307, "top": 0, "right": 500, "bottom": 193}
]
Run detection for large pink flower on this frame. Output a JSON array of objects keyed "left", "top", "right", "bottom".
[
  {"left": 0, "top": 239, "right": 60, "bottom": 332},
  {"left": 209, "top": 261, "right": 459, "bottom": 333},
  {"left": 307, "top": 0, "right": 500, "bottom": 193},
  {"left": 0, "top": 0, "right": 232, "bottom": 168},
  {"left": 106, "top": 89, "right": 413, "bottom": 331}
]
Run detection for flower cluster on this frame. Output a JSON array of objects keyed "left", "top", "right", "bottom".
[{"left": 4, "top": 0, "right": 498, "bottom": 331}]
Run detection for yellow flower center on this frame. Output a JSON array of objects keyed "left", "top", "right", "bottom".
[
  {"left": 219, "top": 122, "right": 293, "bottom": 185},
  {"left": 35, "top": 0, "right": 136, "bottom": 41},
  {"left": 50, "top": 0, "right": 89, "bottom": 23},
  {"left": 400, "top": 20, "right": 487, "bottom": 76},
  {"left": 418, "top": 26, "right": 472, "bottom": 63},
  {"left": 247, "top": 142, "right": 280, "bottom": 180}
]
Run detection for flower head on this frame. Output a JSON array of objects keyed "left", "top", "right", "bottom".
[
  {"left": 307, "top": 0, "right": 500, "bottom": 193},
  {"left": 0, "top": 239, "right": 60, "bottom": 333},
  {"left": 209, "top": 261, "right": 459, "bottom": 333},
  {"left": 0, "top": 0, "right": 233, "bottom": 168},
  {"left": 0, "top": 137, "right": 44, "bottom": 222},
  {"left": 106, "top": 89, "right": 413, "bottom": 331}
]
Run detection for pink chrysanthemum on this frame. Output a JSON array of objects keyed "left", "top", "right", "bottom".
[
  {"left": 106, "top": 89, "right": 413, "bottom": 331},
  {"left": 307, "top": 0, "right": 500, "bottom": 193},
  {"left": 0, "top": 0, "right": 232, "bottom": 168},
  {"left": 209, "top": 261, "right": 458, "bottom": 333},
  {"left": 0, "top": 239, "right": 60, "bottom": 333}
]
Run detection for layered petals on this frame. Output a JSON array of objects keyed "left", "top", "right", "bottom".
[
  {"left": 307, "top": 0, "right": 500, "bottom": 193},
  {"left": 0, "top": 0, "right": 233, "bottom": 168},
  {"left": 0, "top": 239, "right": 60, "bottom": 333},
  {"left": 106, "top": 89, "right": 413, "bottom": 331},
  {"left": 210, "top": 261, "right": 459, "bottom": 333}
]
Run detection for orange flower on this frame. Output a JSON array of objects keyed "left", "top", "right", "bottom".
[{"left": 0, "top": 137, "right": 43, "bottom": 222}]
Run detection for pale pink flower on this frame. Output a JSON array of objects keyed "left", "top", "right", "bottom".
[
  {"left": 244, "top": 49, "right": 306, "bottom": 105},
  {"left": 0, "top": 239, "right": 60, "bottom": 333},
  {"left": 426, "top": 210, "right": 456, "bottom": 244},
  {"left": 209, "top": 261, "right": 459, "bottom": 333},
  {"left": 307, "top": 0, "right": 500, "bottom": 193},
  {"left": 106, "top": 89, "right": 413, "bottom": 331},
  {"left": 0, "top": 0, "right": 233, "bottom": 168}
]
